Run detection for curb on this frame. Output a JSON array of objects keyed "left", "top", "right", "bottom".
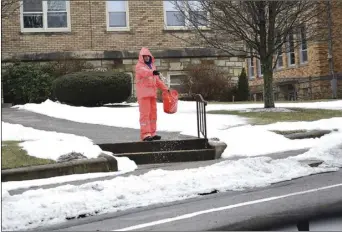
[
  {"left": 1, "top": 153, "right": 117, "bottom": 182},
  {"left": 284, "top": 130, "right": 332, "bottom": 140},
  {"left": 208, "top": 140, "right": 227, "bottom": 159}
]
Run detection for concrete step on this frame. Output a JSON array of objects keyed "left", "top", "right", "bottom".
[
  {"left": 114, "top": 149, "right": 216, "bottom": 165},
  {"left": 98, "top": 138, "right": 208, "bottom": 154}
]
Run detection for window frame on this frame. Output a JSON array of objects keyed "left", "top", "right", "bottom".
[
  {"left": 106, "top": 0, "right": 130, "bottom": 31},
  {"left": 20, "top": 0, "right": 71, "bottom": 33},
  {"left": 125, "top": 72, "right": 135, "bottom": 96},
  {"left": 276, "top": 49, "right": 284, "bottom": 70},
  {"left": 247, "top": 57, "right": 255, "bottom": 79},
  {"left": 286, "top": 31, "right": 296, "bottom": 67},
  {"left": 163, "top": 1, "right": 209, "bottom": 30},
  {"left": 256, "top": 59, "right": 263, "bottom": 78},
  {"left": 299, "top": 26, "right": 308, "bottom": 64},
  {"left": 167, "top": 71, "right": 188, "bottom": 89}
]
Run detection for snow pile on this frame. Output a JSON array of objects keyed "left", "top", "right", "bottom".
[
  {"left": 2, "top": 164, "right": 137, "bottom": 193},
  {"left": 216, "top": 125, "right": 319, "bottom": 158},
  {"left": 293, "top": 131, "right": 342, "bottom": 168},
  {"left": 2, "top": 146, "right": 340, "bottom": 230},
  {"left": 1, "top": 122, "right": 137, "bottom": 173}
]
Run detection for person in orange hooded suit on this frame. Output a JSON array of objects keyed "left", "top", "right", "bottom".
[{"left": 135, "top": 47, "right": 169, "bottom": 141}]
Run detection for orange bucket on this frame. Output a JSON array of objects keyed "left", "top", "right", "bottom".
[{"left": 162, "top": 89, "right": 178, "bottom": 114}]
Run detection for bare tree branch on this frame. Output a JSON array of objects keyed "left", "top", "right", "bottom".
[{"left": 168, "top": 0, "right": 339, "bottom": 108}]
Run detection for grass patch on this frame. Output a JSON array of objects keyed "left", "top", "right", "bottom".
[
  {"left": 2, "top": 141, "right": 55, "bottom": 170},
  {"left": 271, "top": 130, "right": 308, "bottom": 135},
  {"left": 208, "top": 108, "right": 342, "bottom": 125},
  {"left": 208, "top": 99, "right": 337, "bottom": 105}
]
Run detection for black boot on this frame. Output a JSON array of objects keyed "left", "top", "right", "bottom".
[
  {"left": 152, "top": 135, "right": 161, "bottom": 141},
  {"left": 143, "top": 136, "right": 153, "bottom": 142}
]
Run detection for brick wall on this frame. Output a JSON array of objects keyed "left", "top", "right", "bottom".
[
  {"left": 1, "top": 0, "right": 196, "bottom": 54},
  {"left": 332, "top": 1, "right": 342, "bottom": 73},
  {"left": 246, "top": 0, "right": 342, "bottom": 100}
]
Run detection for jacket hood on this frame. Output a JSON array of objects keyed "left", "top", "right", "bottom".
[{"left": 138, "top": 47, "right": 155, "bottom": 64}]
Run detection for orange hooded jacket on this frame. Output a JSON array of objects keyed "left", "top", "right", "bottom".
[{"left": 135, "top": 47, "right": 168, "bottom": 99}]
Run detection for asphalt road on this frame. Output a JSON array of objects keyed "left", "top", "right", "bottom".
[{"left": 35, "top": 169, "right": 342, "bottom": 231}]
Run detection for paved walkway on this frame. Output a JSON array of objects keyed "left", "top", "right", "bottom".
[{"left": 2, "top": 107, "right": 192, "bottom": 143}]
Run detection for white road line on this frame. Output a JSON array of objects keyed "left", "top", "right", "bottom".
[{"left": 113, "top": 183, "right": 342, "bottom": 231}]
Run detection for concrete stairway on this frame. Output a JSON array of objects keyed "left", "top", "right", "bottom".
[{"left": 97, "top": 138, "right": 219, "bottom": 165}]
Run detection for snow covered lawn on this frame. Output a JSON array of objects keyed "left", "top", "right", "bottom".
[
  {"left": 2, "top": 122, "right": 102, "bottom": 161},
  {"left": 2, "top": 141, "right": 55, "bottom": 169},
  {"left": 1, "top": 122, "right": 137, "bottom": 172},
  {"left": 12, "top": 100, "right": 342, "bottom": 157},
  {"left": 2, "top": 130, "right": 342, "bottom": 231}
]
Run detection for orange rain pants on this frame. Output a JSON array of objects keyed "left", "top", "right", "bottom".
[
  {"left": 138, "top": 97, "right": 157, "bottom": 140},
  {"left": 135, "top": 47, "right": 168, "bottom": 140}
]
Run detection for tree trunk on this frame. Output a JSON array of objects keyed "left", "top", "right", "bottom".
[{"left": 263, "top": 63, "right": 275, "bottom": 108}]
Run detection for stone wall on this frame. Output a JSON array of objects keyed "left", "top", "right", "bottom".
[
  {"left": 79, "top": 56, "right": 244, "bottom": 96},
  {"left": 1, "top": 49, "right": 244, "bottom": 98}
]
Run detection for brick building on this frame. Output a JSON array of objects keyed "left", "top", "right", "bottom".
[
  {"left": 246, "top": 1, "right": 342, "bottom": 101},
  {"left": 2, "top": 0, "right": 341, "bottom": 101},
  {"left": 1, "top": 0, "right": 244, "bottom": 97}
]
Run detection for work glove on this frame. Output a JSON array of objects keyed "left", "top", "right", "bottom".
[{"left": 153, "top": 70, "right": 160, "bottom": 76}]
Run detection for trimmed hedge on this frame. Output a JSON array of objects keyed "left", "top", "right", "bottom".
[
  {"left": 3, "top": 62, "right": 56, "bottom": 104},
  {"left": 52, "top": 71, "right": 132, "bottom": 106}
]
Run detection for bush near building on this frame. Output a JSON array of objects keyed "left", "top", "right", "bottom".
[
  {"left": 2, "top": 62, "right": 56, "bottom": 105},
  {"left": 52, "top": 71, "right": 132, "bottom": 106},
  {"left": 2, "top": 60, "right": 93, "bottom": 105},
  {"left": 183, "top": 63, "right": 236, "bottom": 102},
  {"left": 236, "top": 68, "right": 250, "bottom": 101}
]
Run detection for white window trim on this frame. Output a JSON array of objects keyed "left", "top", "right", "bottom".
[
  {"left": 286, "top": 33, "right": 296, "bottom": 67},
  {"left": 20, "top": 0, "right": 71, "bottom": 33},
  {"left": 125, "top": 72, "right": 135, "bottom": 96},
  {"left": 276, "top": 52, "right": 284, "bottom": 70},
  {"left": 256, "top": 59, "right": 263, "bottom": 77},
  {"left": 247, "top": 58, "right": 255, "bottom": 79},
  {"left": 299, "top": 28, "right": 308, "bottom": 64},
  {"left": 163, "top": 1, "right": 209, "bottom": 31},
  {"left": 106, "top": 1, "right": 130, "bottom": 32},
  {"left": 167, "top": 71, "right": 187, "bottom": 88}
]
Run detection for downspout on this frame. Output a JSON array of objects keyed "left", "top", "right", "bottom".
[{"left": 327, "top": 0, "right": 337, "bottom": 98}]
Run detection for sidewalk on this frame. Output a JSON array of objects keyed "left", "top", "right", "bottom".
[{"left": 2, "top": 107, "right": 192, "bottom": 143}]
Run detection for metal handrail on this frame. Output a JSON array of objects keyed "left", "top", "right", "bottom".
[{"left": 195, "top": 94, "right": 208, "bottom": 140}]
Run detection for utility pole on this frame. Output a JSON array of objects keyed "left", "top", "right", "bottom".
[{"left": 327, "top": 0, "right": 337, "bottom": 99}]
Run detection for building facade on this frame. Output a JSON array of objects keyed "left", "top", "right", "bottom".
[
  {"left": 246, "top": 1, "right": 342, "bottom": 101},
  {"left": 1, "top": 0, "right": 244, "bottom": 96}
]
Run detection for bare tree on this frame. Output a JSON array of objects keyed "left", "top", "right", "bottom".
[{"left": 171, "top": 0, "right": 335, "bottom": 108}]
